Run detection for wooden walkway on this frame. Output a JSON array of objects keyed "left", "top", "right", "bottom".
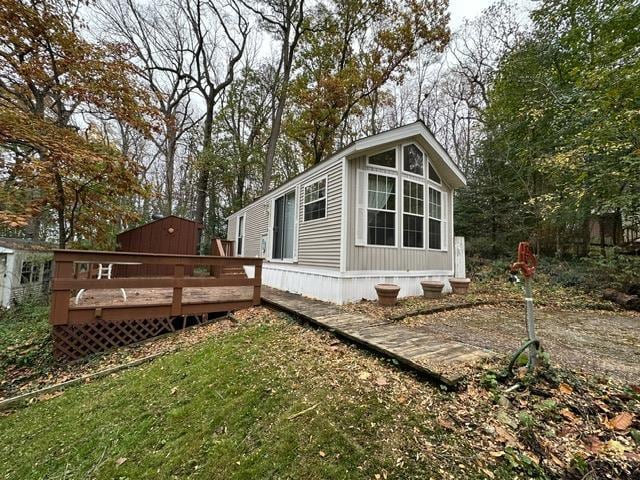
[{"left": 261, "top": 287, "right": 493, "bottom": 387}]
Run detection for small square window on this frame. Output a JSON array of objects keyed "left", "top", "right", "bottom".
[
  {"left": 303, "top": 178, "right": 327, "bottom": 221},
  {"left": 368, "top": 149, "right": 396, "bottom": 169}
]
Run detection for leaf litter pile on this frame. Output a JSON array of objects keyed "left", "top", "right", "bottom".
[{"left": 2, "top": 305, "right": 639, "bottom": 478}]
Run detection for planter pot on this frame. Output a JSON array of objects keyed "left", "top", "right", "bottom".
[
  {"left": 420, "top": 280, "right": 445, "bottom": 299},
  {"left": 375, "top": 283, "right": 401, "bottom": 306},
  {"left": 449, "top": 277, "right": 471, "bottom": 294}
]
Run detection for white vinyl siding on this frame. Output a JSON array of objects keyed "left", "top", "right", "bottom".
[
  {"left": 297, "top": 162, "right": 342, "bottom": 268},
  {"left": 226, "top": 158, "right": 343, "bottom": 269}
]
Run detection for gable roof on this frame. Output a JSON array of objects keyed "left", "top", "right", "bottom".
[
  {"left": 117, "top": 215, "right": 203, "bottom": 237},
  {"left": 228, "top": 121, "right": 466, "bottom": 219}
]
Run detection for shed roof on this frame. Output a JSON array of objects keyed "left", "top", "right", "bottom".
[
  {"left": 117, "top": 215, "right": 203, "bottom": 237},
  {"left": 0, "top": 237, "right": 54, "bottom": 253}
]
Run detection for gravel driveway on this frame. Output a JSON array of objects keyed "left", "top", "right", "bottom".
[{"left": 402, "top": 304, "right": 640, "bottom": 383}]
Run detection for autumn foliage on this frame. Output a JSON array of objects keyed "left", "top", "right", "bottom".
[{"left": 0, "top": 0, "right": 155, "bottom": 247}]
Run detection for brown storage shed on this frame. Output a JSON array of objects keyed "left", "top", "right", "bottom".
[{"left": 115, "top": 215, "right": 202, "bottom": 276}]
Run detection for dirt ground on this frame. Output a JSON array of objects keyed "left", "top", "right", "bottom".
[{"left": 401, "top": 304, "right": 640, "bottom": 383}]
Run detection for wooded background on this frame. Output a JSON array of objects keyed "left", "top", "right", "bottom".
[{"left": 0, "top": 0, "right": 638, "bottom": 255}]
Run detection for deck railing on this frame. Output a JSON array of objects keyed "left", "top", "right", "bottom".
[
  {"left": 212, "top": 238, "right": 235, "bottom": 256},
  {"left": 50, "top": 249, "right": 262, "bottom": 326}
]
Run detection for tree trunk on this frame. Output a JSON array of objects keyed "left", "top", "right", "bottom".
[
  {"left": 262, "top": 56, "right": 292, "bottom": 194},
  {"left": 194, "top": 102, "right": 215, "bottom": 231},
  {"left": 165, "top": 126, "right": 177, "bottom": 216}
]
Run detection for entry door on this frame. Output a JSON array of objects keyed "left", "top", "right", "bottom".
[{"left": 272, "top": 190, "right": 296, "bottom": 260}]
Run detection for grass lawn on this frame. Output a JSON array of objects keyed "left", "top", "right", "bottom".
[
  {"left": 2, "top": 308, "right": 638, "bottom": 479},
  {"left": 1, "top": 310, "right": 485, "bottom": 480},
  {"left": 0, "top": 302, "right": 51, "bottom": 385}
]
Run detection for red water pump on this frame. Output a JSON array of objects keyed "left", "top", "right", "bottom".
[{"left": 507, "top": 242, "right": 541, "bottom": 373}]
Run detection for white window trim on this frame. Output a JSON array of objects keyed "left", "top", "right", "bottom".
[
  {"left": 366, "top": 147, "right": 398, "bottom": 172},
  {"left": 270, "top": 188, "right": 298, "bottom": 262},
  {"left": 427, "top": 185, "right": 448, "bottom": 252},
  {"left": 365, "top": 171, "right": 398, "bottom": 248},
  {"left": 236, "top": 213, "right": 245, "bottom": 256},
  {"left": 401, "top": 142, "right": 426, "bottom": 178},
  {"left": 301, "top": 175, "right": 328, "bottom": 224},
  {"left": 401, "top": 178, "right": 426, "bottom": 250}
]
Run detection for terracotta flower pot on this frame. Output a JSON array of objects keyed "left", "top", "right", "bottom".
[
  {"left": 420, "top": 280, "right": 445, "bottom": 299},
  {"left": 449, "top": 277, "right": 471, "bottom": 294},
  {"left": 375, "top": 283, "right": 401, "bottom": 306}
]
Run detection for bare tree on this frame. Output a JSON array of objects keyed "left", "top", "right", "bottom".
[
  {"left": 176, "top": 0, "right": 250, "bottom": 235},
  {"left": 98, "top": 0, "right": 199, "bottom": 215},
  {"left": 240, "top": 0, "right": 306, "bottom": 194}
]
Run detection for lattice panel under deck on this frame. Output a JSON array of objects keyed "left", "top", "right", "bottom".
[{"left": 53, "top": 317, "right": 176, "bottom": 361}]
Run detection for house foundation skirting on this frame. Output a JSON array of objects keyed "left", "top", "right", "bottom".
[{"left": 257, "top": 264, "right": 455, "bottom": 304}]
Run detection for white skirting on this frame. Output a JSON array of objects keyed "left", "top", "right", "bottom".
[{"left": 257, "top": 263, "right": 454, "bottom": 304}]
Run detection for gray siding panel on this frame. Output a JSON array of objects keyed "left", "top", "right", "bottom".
[
  {"left": 297, "top": 161, "right": 343, "bottom": 268},
  {"left": 226, "top": 159, "right": 343, "bottom": 269},
  {"left": 345, "top": 154, "right": 454, "bottom": 272}
]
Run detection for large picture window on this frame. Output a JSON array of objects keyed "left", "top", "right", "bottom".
[
  {"left": 428, "top": 187, "right": 442, "bottom": 250},
  {"left": 303, "top": 178, "right": 327, "bottom": 221},
  {"left": 403, "top": 144, "right": 424, "bottom": 176},
  {"left": 403, "top": 180, "right": 424, "bottom": 248},
  {"left": 367, "top": 173, "right": 396, "bottom": 246}
]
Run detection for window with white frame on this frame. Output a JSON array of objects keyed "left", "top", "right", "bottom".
[
  {"left": 236, "top": 215, "right": 245, "bottom": 255},
  {"left": 20, "top": 261, "right": 40, "bottom": 284},
  {"left": 403, "top": 180, "right": 424, "bottom": 248},
  {"left": 303, "top": 178, "right": 327, "bottom": 221},
  {"left": 368, "top": 149, "right": 396, "bottom": 169},
  {"left": 403, "top": 144, "right": 424, "bottom": 176},
  {"left": 367, "top": 173, "right": 396, "bottom": 246},
  {"left": 428, "top": 187, "right": 447, "bottom": 250}
]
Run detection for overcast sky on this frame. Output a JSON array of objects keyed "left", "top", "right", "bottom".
[{"left": 449, "top": 0, "right": 533, "bottom": 27}]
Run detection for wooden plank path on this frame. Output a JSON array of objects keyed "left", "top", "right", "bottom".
[{"left": 261, "top": 287, "right": 493, "bottom": 387}]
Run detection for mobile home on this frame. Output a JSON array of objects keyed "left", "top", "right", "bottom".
[{"left": 226, "top": 121, "right": 467, "bottom": 304}]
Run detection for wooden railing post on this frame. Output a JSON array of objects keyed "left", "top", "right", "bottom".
[
  {"left": 253, "top": 262, "right": 262, "bottom": 306},
  {"left": 172, "top": 264, "right": 184, "bottom": 316},
  {"left": 50, "top": 259, "right": 74, "bottom": 325}
]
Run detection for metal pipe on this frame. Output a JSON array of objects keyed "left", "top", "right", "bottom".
[{"left": 523, "top": 277, "right": 537, "bottom": 370}]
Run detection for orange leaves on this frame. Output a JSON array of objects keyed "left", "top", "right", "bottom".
[{"left": 605, "top": 412, "right": 634, "bottom": 431}]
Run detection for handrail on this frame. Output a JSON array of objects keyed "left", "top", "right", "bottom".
[
  {"left": 53, "top": 249, "right": 257, "bottom": 264},
  {"left": 49, "top": 249, "right": 262, "bottom": 326}
]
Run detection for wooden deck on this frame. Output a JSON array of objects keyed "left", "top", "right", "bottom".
[
  {"left": 261, "top": 287, "right": 492, "bottom": 387},
  {"left": 50, "top": 249, "right": 262, "bottom": 360},
  {"left": 74, "top": 286, "right": 254, "bottom": 308}
]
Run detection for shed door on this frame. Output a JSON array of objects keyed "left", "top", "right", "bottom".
[{"left": 272, "top": 190, "right": 296, "bottom": 260}]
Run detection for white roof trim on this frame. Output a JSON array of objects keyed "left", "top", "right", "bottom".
[
  {"left": 350, "top": 123, "right": 466, "bottom": 188},
  {"left": 227, "top": 121, "right": 465, "bottom": 220}
]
